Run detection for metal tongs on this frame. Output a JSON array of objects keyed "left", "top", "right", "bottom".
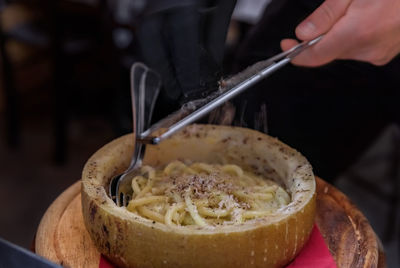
[
  {"left": 138, "top": 36, "right": 323, "bottom": 145},
  {"left": 111, "top": 36, "right": 322, "bottom": 205}
]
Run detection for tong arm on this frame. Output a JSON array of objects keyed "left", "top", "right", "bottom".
[{"left": 139, "top": 36, "right": 323, "bottom": 145}]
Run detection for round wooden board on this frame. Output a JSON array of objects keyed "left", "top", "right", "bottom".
[{"left": 35, "top": 178, "right": 385, "bottom": 268}]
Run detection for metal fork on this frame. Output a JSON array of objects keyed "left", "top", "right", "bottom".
[{"left": 109, "top": 62, "right": 161, "bottom": 206}]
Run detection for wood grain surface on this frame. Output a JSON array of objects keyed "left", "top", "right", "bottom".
[{"left": 35, "top": 178, "right": 386, "bottom": 268}]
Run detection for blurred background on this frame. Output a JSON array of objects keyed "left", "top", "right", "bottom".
[{"left": 0, "top": 0, "right": 399, "bottom": 267}]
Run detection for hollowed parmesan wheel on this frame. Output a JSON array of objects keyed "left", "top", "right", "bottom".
[{"left": 81, "top": 125, "right": 316, "bottom": 268}]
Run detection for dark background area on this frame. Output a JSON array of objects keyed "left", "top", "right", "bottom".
[{"left": 0, "top": 1, "right": 399, "bottom": 267}]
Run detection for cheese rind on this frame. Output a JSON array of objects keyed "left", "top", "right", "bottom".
[{"left": 81, "top": 124, "right": 316, "bottom": 268}]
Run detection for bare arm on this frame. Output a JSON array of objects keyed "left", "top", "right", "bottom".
[{"left": 281, "top": 0, "right": 400, "bottom": 66}]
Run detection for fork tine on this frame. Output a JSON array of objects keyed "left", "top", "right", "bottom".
[
  {"left": 109, "top": 176, "right": 120, "bottom": 203},
  {"left": 117, "top": 192, "right": 122, "bottom": 207},
  {"left": 123, "top": 194, "right": 132, "bottom": 207},
  {"left": 122, "top": 194, "right": 126, "bottom": 207}
]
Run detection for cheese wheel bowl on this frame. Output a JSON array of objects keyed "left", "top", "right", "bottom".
[{"left": 81, "top": 125, "right": 316, "bottom": 268}]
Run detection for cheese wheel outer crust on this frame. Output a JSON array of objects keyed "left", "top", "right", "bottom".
[{"left": 81, "top": 125, "right": 316, "bottom": 268}]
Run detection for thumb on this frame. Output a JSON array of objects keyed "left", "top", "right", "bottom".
[{"left": 296, "top": 0, "right": 351, "bottom": 40}]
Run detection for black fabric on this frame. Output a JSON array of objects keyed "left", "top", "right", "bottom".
[
  {"left": 142, "top": 0, "right": 197, "bottom": 15},
  {"left": 135, "top": 0, "right": 236, "bottom": 122},
  {"left": 232, "top": 0, "right": 400, "bottom": 181}
]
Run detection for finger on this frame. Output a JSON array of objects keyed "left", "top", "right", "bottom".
[
  {"left": 281, "top": 26, "right": 350, "bottom": 67},
  {"left": 295, "top": 0, "right": 352, "bottom": 40},
  {"left": 280, "top": 38, "right": 329, "bottom": 66},
  {"left": 280, "top": 39, "right": 299, "bottom": 52},
  {"left": 280, "top": 38, "right": 330, "bottom": 66}
]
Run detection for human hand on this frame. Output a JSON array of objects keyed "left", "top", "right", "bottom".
[{"left": 281, "top": 0, "right": 400, "bottom": 67}]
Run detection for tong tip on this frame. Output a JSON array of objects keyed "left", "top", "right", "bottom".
[{"left": 137, "top": 136, "right": 160, "bottom": 145}]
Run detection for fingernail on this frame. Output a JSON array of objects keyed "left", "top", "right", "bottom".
[{"left": 297, "top": 21, "right": 316, "bottom": 37}]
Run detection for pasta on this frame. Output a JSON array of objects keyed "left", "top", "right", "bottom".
[{"left": 126, "top": 160, "right": 291, "bottom": 227}]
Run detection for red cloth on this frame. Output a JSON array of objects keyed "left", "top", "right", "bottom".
[
  {"left": 286, "top": 225, "right": 337, "bottom": 268},
  {"left": 99, "top": 256, "right": 114, "bottom": 268},
  {"left": 99, "top": 225, "right": 336, "bottom": 268}
]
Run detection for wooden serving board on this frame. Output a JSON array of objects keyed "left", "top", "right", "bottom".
[{"left": 35, "top": 178, "right": 385, "bottom": 268}]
